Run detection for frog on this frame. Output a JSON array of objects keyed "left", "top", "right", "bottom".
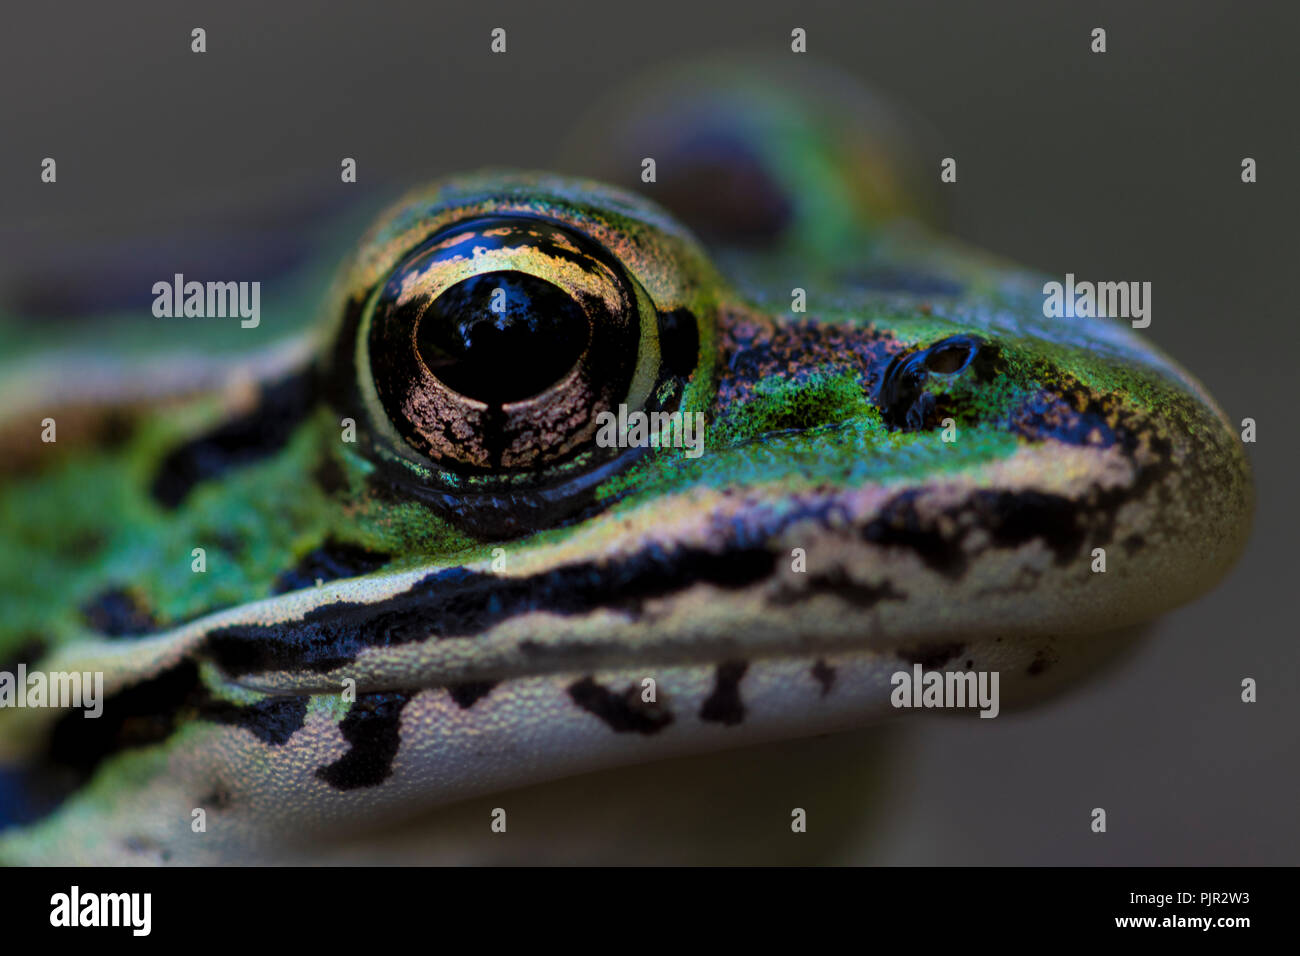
[{"left": 0, "top": 60, "right": 1252, "bottom": 865}]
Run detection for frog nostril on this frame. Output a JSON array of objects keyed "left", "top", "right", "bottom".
[
  {"left": 923, "top": 337, "right": 978, "bottom": 375},
  {"left": 876, "top": 334, "right": 985, "bottom": 430}
]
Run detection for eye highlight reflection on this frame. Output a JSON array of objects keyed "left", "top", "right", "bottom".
[{"left": 414, "top": 271, "right": 591, "bottom": 405}]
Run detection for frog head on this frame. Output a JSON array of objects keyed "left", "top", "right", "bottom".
[{"left": 0, "top": 65, "right": 1251, "bottom": 864}]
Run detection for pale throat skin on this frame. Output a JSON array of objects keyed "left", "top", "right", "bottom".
[{"left": 0, "top": 66, "right": 1252, "bottom": 864}]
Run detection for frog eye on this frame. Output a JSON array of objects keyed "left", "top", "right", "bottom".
[
  {"left": 357, "top": 214, "right": 660, "bottom": 474},
  {"left": 877, "top": 334, "right": 986, "bottom": 430}
]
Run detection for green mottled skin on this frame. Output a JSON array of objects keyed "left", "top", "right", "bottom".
[{"left": 0, "top": 63, "right": 1251, "bottom": 864}]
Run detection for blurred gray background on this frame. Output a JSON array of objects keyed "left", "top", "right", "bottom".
[{"left": 0, "top": 0, "right": 1294, "bottom": 863}]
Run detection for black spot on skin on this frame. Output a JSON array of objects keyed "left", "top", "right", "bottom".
[
  {"left": 315, "top": 692, "right": 411, "bottom": 791},
  {"left": 862, "top": 489, "right": 967, "bottom": 577},
  {"left": 313, "top": 453, "right": 350, "bottom": 495},
  {"left": 771, "top": 567, "right": 906, "bottom": 609},
  {"left": 448, "top": 680, "right": 497, "bottom": 709},
  {"left": 1006, "top": 382, "right": 1147, "bottom": 455},
  {"left": 149, "top": 370, "right": 318, "bottom": 509},
  {"left": 1027, "top": 651, "right": 1053, "bottom": 677},
  {"left": 979, "top": 491, "right": 1084, "bottom": 559},
  {"left": 41, "top": 658, "right": 308, "bottom": 820},
  {"left": 899, "top": 642, "right": 966, "bottom": 670},
  {"left": 199, "top": 789, "right": 232, "bottom": 811},
  {"left": 1123, "top": 534, "right": 1145, "bottom": 556},
  {"left": 657, "top": 308, "right": 700, "bottom": 382},
  {"left": 965, "top": 659, "right": 974, "bottom": 669},
  {"left": 811, "top": 659, "right": 836, "bottom": 697},
  {"left": 200, "top": 695, "right": 308, "bottom": 746},
  {"left": 272, "top": 539, "right": 391, "bottom": 595},
  {"left": 79, "top": 587, "right": 159, "bottom": 638},
  {"left": 96, "top": 410, "right": 136, "bottom": 451},
  {"left": 864, "top": 487, "right": 1103, "bottom": 579},
  {"left": 212, "top": 530, "right": 243, "bottom": 555},
  {"left": 205, "top": 545, "right": 780, "bottom": 677},
  {"left": 47, "top": 662, "right": 203, "bottom": 779},
  {"left": 700, "top": 660, "right": 748, "bottom": 725},
  {"left": 0, "top": 766, "right": 70, "bottom": 830},
  {"left": 568, "top": 676, "right": 673, "bottom": 734}
]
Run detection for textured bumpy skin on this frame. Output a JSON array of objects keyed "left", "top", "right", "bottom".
[{"left": 0, "top": 63, "right": 1251, "bottom": 864}]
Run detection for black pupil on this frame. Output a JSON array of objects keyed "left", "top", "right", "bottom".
[{"left": 415, "top": 271, "right": 590, "bottom": 404}]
